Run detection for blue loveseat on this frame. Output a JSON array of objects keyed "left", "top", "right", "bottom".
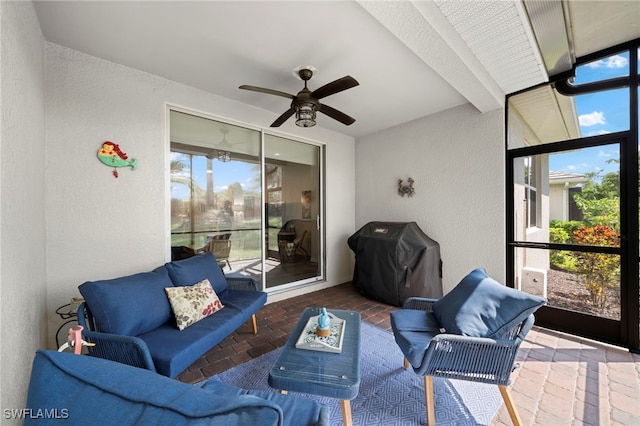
[
  {"left": 26, "top": 350, "right": 328, "bottom": 425},
  {"left": 77, "top": 252, "right": 267, "bottom": 378}
]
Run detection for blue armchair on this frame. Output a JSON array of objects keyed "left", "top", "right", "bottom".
[{"left": 390, "top": 269, "right": 546, "bottom": 425}]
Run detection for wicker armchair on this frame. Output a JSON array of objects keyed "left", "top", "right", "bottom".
[
  {"left": 202, "top": 233, "right": 232, "bottom": 269},
  {"left": 390, "top": 269, "right": 545, "bottom": 426}
]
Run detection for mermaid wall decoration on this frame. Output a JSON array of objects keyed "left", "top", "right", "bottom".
[{"left": 98, "top": 141, "right": 137, "bottom": 178}]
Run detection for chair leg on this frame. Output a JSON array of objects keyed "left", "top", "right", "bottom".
[
  {"left": 498, "top": 385, "right": 522, "bottom": 426},
  {"left": 424, "top": 376, "right": 436, "bottom": 425},
  {"left": 403, "top": 358, "right": 410, "bottom": 369},
  {"left": 250, "top": 314, "right": 258, "bottom": 334}
]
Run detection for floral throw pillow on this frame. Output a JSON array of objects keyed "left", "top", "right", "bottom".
[{"left": 165, "top": 279, "right": 224, "bottom": 331}]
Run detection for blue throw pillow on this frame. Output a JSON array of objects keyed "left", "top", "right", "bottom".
[
  {"left": 432, "top": 268, "right": 546, "bottom": 338},
  {"left": 165, "top": 252, "right": 228, "bottom": 294},
  {"left": 79, "top": 267, "right": 173, "bottom": 336}
]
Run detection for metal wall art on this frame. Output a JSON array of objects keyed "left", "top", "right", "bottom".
[{"left": 398, "top": 177, "right": 415, "bottom": 197}]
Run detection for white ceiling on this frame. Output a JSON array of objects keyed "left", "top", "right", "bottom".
[{"left": 33, "top": 1, "right": 639, "bottom": 139}]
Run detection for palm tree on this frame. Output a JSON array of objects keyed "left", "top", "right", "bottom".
[{"left": 171, "top": 157, "right": 205, "bottom": 198}]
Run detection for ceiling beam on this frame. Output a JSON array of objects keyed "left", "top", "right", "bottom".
[{"left": 357, "top": 0, "right": 505, "bottom": 113}]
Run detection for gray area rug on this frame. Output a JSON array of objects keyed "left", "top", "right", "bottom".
[{"left": 204, "top": 322, "right": 501, "bottom": 425}]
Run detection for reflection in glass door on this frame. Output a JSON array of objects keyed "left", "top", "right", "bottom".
[
  {"left": 264, "top": 134, "right": 322, "bottom": 289},
  {"left": 169, "top": 111, "right": 263, "bottom": 281},
  {"left": 169, "top": 109, "right": 324, "bottom": 292}
]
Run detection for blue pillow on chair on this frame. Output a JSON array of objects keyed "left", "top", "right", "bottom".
[{"left": 432, "top": 268, "right": 546, "bottom": 338}]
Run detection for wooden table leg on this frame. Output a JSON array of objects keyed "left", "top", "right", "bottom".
[
  {"left": 341, "top": 400, "right": 352, "bottom": 426},
  {"left": 250, "top": 314, "right": 258, "bottom": 334}
]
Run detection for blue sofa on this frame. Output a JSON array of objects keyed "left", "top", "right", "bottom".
[
  {"left": 26, "top": 350, "right": 328, "bottom": 425},
  {"left": 77, "top": 252, "right": 267, "bottom": 378}
]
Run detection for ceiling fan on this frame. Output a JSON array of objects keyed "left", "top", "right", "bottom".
[{"left": 239, "top": 66, "right": 359, "bottom": 128}]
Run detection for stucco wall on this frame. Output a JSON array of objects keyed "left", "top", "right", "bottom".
[
  {"left": 44, "top": 42, "right": 355, "bottom": 347},
  {"left": 0, "top": 0, "right": 46, "bottom": 417},
  {"left": 355, "top": 103, "right": 505, "bottom": 292}
]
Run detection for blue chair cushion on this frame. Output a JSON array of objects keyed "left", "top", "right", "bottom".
[
  {"left": 390, "top": 309, "right": 441, "bottom": 367},
  {"left": 166, "top": 252, "right": 228, "bottom": 294},
  {"left": 79, "top": 267, "right": 173, "bottom": 336},
  {"left": 201, "top": 379, "right": 329, "bottom": 426},
  {"left": 26, "top": 350, "right": 283, "bottom": 425},
  {"left": 432, "top": 268, "right": 546, "bottom": 338}
]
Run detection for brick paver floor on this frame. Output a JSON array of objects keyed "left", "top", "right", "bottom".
[{"left": 177, "top": 282, "right": 640, "bottom": 425}]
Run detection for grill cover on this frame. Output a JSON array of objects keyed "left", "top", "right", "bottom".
[{"left": 348, "top": 222, "right": 442, "bottom": 306}]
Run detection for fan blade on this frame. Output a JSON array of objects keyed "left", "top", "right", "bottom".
[
  {"left": 311, "top": 76, "right": 359, "bottom": 100},
  {"left": 271, "top": 108, "right": 295, "bottom": 127},
  {"left": 319, "top": 103, "right": 356, "bottom": 126},
  {"left": 239, "top": 85, "right": 295, "bottom": 100}
]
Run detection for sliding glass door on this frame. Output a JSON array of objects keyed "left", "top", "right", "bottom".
[
  {"left": 170, "top": 110, "right": 262, "bottom": 272},
  {"left": 264, "top": 134, "right": 322, "bottom": 289},
  {"left": 169, "top": 109, "right": 324, "bottom": 291}
]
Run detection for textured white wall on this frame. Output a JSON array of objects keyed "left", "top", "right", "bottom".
[
  {"left": 44, "top": 43, "right": 355, "bottom": 345},
  {"left": 0, "top": 0, "right": 46, "bottom": 416},
  {"left": 355, "top": 103, "right": 505, "bottom": 292}
]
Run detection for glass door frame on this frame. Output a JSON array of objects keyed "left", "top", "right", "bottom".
[
  {"left": 505, "top": 40, "right": 639, "bottom": 352},
  {"left": 261, "top": 130, "right": 326, "bottom": 292},
  {"left": 506, "top": 133, "right": 634, "bottom": 347},
  {"left": 168, "top": 105, "right": 326, "bottom": 293}
]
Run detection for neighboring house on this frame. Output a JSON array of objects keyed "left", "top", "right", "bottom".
[
  {"left": 512, "top": 170, "right": 586, "bottom": 299},
  {"left": 549, "top": 170, "right": 587, "bottom": 222}
]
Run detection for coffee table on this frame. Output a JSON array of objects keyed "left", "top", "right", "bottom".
[{"left": 268, "top": 307, "right": 361, "bottom": 425}]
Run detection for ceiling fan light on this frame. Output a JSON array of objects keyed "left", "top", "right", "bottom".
[
  {"left": 218, "top": 150, "right": 231, "bottom": 162},
  {"left": 295, "top": 102, "right": 317, "bottom": 127}
]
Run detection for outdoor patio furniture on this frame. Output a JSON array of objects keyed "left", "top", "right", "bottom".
[
  {"left": 202, "top": 233, "right": 232, "bottom": 270},
  {"left": 390, "top": 268, "right": 546, "bottom": 425}
]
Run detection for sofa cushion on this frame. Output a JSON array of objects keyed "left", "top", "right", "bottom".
[
  {"left": 79, "top": 267, "right": 173, "bottom": 336},
  {"left": 139, "top": 305, "right": 248, "bottom": 377},
  {"left": 139, "top": 289, "right": 267, "bottom": 378},
  {"left": 432, "top": 268, "right": 546, "bottom": 338},
  {"left": 219, "top": 289, "right": 268, "bottom": 319},
  {"left": 26, "top": 350, "right": 284, "bottom": 425},
  {"left": 165, "top": 279, "right": 224, "bottom": 330},
  {"left": 165, "top": 252, "right": 228, "bottom": 294}
]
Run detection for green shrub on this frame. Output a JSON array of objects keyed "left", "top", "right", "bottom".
[
  {"left": 549, "top": 220, "right": 583, "bottom": 244},
  {"left": 549, "top": 226, "right": 576, "bottom": 270},
  {"left": 572, "top": 225, "right": 620, "bottom": 310}
]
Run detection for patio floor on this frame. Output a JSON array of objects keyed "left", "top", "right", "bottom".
[{"left": 176, "top": 282, "right": 640, "bottom": 425}]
